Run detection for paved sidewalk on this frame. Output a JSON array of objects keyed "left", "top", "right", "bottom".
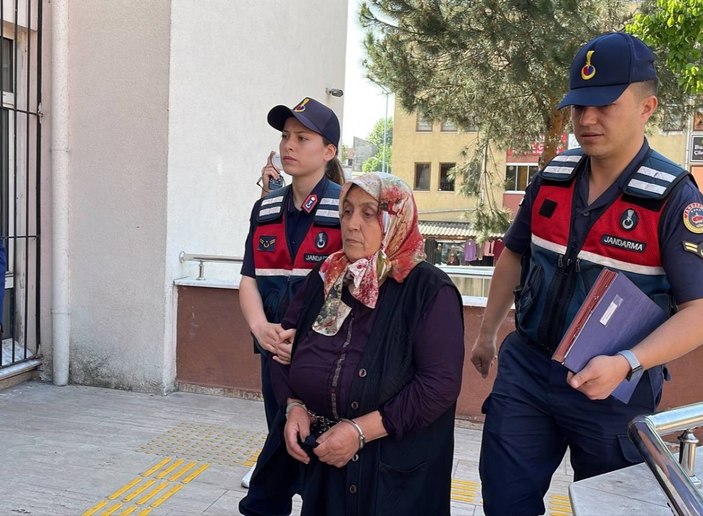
[{"left": 0, "top": 381, "right": 573, "bottom": 515}]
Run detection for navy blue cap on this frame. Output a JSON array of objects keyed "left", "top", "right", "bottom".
[
  {"left": 558, "top": 32, "right": 656, "bottom": 109},
  {"left": 267, "top": 97, "right": 340, "bottom": 149}
]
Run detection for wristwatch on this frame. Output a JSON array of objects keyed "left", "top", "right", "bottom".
[{"left": 617, "top": 350, "right": 644, "bottom": 382}]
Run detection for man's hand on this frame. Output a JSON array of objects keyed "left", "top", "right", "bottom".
[
  {"left": 284, "top": 405, "right": 312, "bottom": 464},
  {"left": 567, "top": 354, "right": 631, "bottom": 400},
  {"left": 314, "top": 421, "right": 360, "bottom": 468},
  {"left": 470, "top": 334, "right": 498, "bottom": 378}
]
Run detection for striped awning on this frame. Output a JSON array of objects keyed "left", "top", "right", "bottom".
[
  {"left": 418, "top": 220, "right": 474, "bottom": 239},
  {"left": 418, "top": 220, "right": 503, "bottom": 240}
]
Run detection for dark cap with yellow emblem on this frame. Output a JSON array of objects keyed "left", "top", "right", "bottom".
[
  {"left": 558, "top": 32, "right": 657, "bottom": 109},
  {"left": 267, "top": 97, "right": 340, "bottom": 149}
]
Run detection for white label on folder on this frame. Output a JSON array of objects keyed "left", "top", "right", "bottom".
[{"left": 600, "top": 295, "right": 623, "bottom": 326}]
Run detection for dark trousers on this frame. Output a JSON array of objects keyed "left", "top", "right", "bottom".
[
  {"left": 257, "top": 346, "right": 278, "bottom": 430},
  {"left": 239, "top": 409, "right": 301, "bottom": 516},
  {"left": 242, "top": 344, "right": 299, "bottom": 515},
  {"left": 479, "top": 332, "right": 661, "bottom": 516}
]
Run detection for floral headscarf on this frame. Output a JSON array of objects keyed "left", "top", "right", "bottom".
[{"left": 312, "top": 173, "right": 426, "bottom": 335}]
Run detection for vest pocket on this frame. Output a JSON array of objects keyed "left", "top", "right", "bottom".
[
  {"left": 262, "top": 291, "right": 281, "bottom": 321},
  {"left": 514, "top": 264, "right": 543, "bottom": 330}
]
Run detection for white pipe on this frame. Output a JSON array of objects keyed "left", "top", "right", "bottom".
[{"left": 51, "top": 0, "right": 70, "bottom": 386}]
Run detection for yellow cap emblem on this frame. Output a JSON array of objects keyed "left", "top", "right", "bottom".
[
  {"left": 293, "top": 98, "right": 310, "bottom": 113},
  {"left": 581, "top": 50, "right": 596, "bottom": 80}
]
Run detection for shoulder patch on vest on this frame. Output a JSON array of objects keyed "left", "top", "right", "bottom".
[
  {"left": 257, "top": 187, "right": 289, "bottom": 223},
  {"left": 624, "top": 151, "right": 689, "bottom": 200},
  {"left": 539, "top": 149, "right": 585, "bottom": 182},
  {"left": 313, "top": 181, "right": 342, "bottom": 227}
]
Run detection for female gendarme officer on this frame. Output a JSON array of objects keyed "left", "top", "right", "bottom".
[{"left": 238, "top": 97, "right": 345, "bottom": 496}]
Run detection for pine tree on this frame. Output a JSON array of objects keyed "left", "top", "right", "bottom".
[{"left": 360, "top": 0, "right": 631, "bottom": 166}]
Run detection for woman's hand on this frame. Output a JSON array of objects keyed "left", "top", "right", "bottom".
[
  {"left": 284, "top": 404, "right": 312, "bottom": 464},
  {"left": 272, "top": 327, "right": 296, "bottom": 365},
  {"left": 260, "top": 151, "right": 281, "bottom": 193},
  {"left": 251, "top": 321, "right": 280, "bottom": 354},
  {"left": 314, "top": 421, "right": 360, "bottom": 468}
]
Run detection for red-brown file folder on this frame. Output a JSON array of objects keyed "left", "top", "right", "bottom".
[{"left": 552, "top": 268, "right": 667, "bottom": 403}]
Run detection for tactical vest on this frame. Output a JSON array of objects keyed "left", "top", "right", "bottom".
[
  {"left": 253, "top": 180, "right": 342, "bottom": 322},
  {"left": 516, "top": 147, "right": 689, "bottom": 353}
]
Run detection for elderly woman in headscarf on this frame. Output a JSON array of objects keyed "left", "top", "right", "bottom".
[{"left": 240, "top": 172, "right": 465, "bottom": 516}]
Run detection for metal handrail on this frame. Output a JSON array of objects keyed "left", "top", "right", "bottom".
[
  {"left": 178, "top": 252, "right": 242, "bottom": 280},
  {"left": 628, "top": 402, "right": 703, "bottom": 515}
]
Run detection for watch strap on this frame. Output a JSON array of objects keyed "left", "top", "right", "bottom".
[{"left": 617, "top": 349, "right": 643, "bottom": 381}]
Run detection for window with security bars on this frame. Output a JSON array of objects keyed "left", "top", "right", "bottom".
[
  {"left": 0, "top": 4, "right": 43, "bottom": 370},
  {"left": 1, "top": 37, "right": 12, "bottom": 342}
]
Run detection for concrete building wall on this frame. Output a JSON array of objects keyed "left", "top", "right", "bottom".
[
  {"left": 164, "top": 0, "right": 347, "bottom": 389},
  {"left": 166, "top": 0, "right": 347, "bottom": 281},
  {"left": 67, "top": 1, "right": 172, "bottom": 391},
  {"left": 648, "top": 128, "right": 688, "bottom": 166},
  {"left": 59, "top": 0, "right": 347, "bottom": 392}
]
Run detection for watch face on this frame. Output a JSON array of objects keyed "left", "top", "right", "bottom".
[
  {"left": 618, "top": 350, "right": 643, "bottom": 381},
  {"left": 628, "top": 365, "right": 644, "bottom": 382},
  {"left": 627, "top": 364, "right": 644, "bottom": 382}
]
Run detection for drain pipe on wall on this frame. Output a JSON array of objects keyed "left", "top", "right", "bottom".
[{"left": 51, "top": 0, "right": 70, "bottom": 386}]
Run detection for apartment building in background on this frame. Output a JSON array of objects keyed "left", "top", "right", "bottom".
[{"left": 391, "top": 100, "right": 703, "bottom": 265}]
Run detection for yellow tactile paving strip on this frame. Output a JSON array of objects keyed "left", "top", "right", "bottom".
[
  {"left": 243, "top": 449, "right": 261, "bottom": 468},
  {"left": 82, "top": 457, "right": 209, "bottom": 516},
  {"left": 547, "top": 493, "right": 573, "bottom": 515},
  {"left": 137, "top": 422, "right": 266, "bottom": 467},
  {"left": 84, "top": 422, "right": 266, "bottom": 515},
  {"left": 451, "top": 478, "right": 481, "bottom": 503},
  {"left": 84, "top": 421, "right": 572, "bottom": 514},
  {"left": 449, "top": 480, "right": 572, "bottom": 514}
]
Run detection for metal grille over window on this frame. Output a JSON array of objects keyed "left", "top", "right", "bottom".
[{"left": 1, "top": 1, "right": 43, "bottom": 371}]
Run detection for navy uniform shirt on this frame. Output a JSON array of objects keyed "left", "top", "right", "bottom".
[
  {"left": 241, "top": 177, "right": 331, "bottom": 279},
  {"left": 505, "top": 140, "right": 703, "bottom": 305}
]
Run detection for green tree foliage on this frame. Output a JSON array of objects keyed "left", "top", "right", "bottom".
[
  {"left": 360, "top": 0, "right": 630, "bottom": 169},
  {"left": 473, "top": 204, "right": 512, "bottom": 241},
  {"left": 362, "top": 117, "right": 394, "bottom": 172},
  {"left": 627, "top": 0, "right": 703, "bottom": 95},
  {"left": 367, "top": 115, "right": 394, "bottom": 147}
]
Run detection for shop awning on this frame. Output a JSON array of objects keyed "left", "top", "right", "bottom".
[
  {"left": 418, "top": 220, "right": 503, "bottom": 241},
  {"left": 418, "top": 220, "right": 474, "bottom": 240}
]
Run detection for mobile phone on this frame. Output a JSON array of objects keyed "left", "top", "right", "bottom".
[
  {"left": 271, "top": 152, "right": 283, "bottom": 171},
  {"left": 268, "top": 176, "right": 284, "bottom": 190},
  {"left": 269, "top": 153, "right": 285, "bottom": 190}
]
